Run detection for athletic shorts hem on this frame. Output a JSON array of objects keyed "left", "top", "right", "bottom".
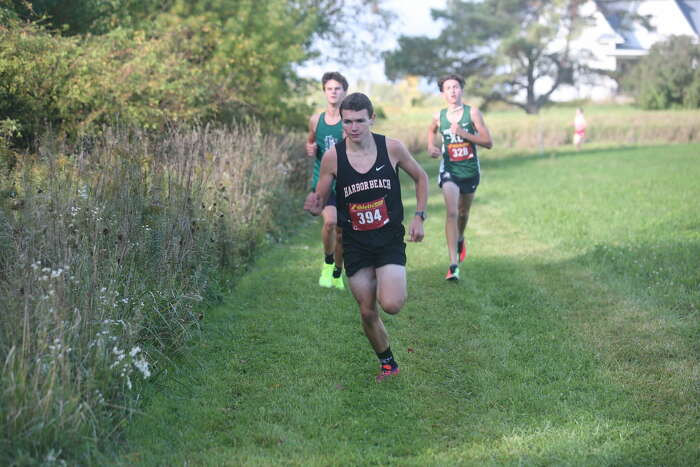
[
  {"left": 438, "top": 172, "right": 480, "bottom": 194},
  {"left": 342, "top": 238, "right": 406, "bottom": 277}
]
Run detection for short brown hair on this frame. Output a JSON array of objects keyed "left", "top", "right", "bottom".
[
  {"left": 322, "top": 71, "right": 349, "bottom": 91},
  {"left": 339, "top": 93, "right": 374, "bottom": 118},
  {"left": 438, "top": 74, "right": 464, "bottom": 92}
]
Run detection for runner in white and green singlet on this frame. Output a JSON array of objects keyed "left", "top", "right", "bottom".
[
  {"left": 427, "top": 74, "right": 493, "bottom": 281},
  {"left": 305, "top": 72, "right": 348, "bottom": 290}
]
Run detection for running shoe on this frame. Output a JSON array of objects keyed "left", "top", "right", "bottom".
[
  {"left": 332, "top": 274, "right": 345, "bottom": 291},
  {"left": 376, "top": 364, "right": 400, "bottom": 382},
  {"left": 458, "top": 239, "right": 467, "bottom": 262},
  {"left": 318, "top": 263, "right": 334, "bottom": 288},
  {"left": 445, "top": 264, "right": 460, "bottom": 281}
]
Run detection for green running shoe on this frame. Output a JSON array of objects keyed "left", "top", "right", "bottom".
[
  {"left": 318, "top": 263, "right": 334, "bottom": 288},
  {"left": 332, "top": 274, "right": 345, "bottom": 291}
]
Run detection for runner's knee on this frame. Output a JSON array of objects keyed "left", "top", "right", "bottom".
[
  {"left": 359, "top": 305, "right": 378, "bottom": 323},
  {"left": 446, "top": 208, "right": 459, "bottom": 221},
  {"left": 379, "top": 296, "right": 405, "bottom": 315}
]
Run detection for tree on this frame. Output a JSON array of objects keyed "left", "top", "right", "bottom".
[
  {"left": 384, "top": 0, "right": 587, "bottom": 114},
  {"left": 623, "top": 35, "right": 700, "bottom": 110},
  {"left": 0, "top": 0, "right": 394, "bottom": 141}
]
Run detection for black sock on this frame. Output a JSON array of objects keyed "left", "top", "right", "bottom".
[
  {"left": 450, "top": 264, "right": 458, "bottom": 273},
  {"left": 457, "top": 238, "right": 464, "bottom": 251},
  {"left": 324, "top": 253, "right": 334, "bottom": 265},
  {"left": 332, "top": 266, "right": 342, "bottom": 278},
  {"left": 376, "top": 347, "right": 398, "bottom": 369}
]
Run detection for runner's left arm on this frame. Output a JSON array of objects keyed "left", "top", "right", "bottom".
[
  {"left": 451, "top": 106, "right": 493, "bottom": 149},
  {"left": 388, "top": 138, "right": 428, "bottom": 242}
]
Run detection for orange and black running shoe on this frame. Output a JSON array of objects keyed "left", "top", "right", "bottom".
[
  {"left": 375, "top": 364, "right": 400, "bottom": 382},
  {"left": 458, "top": 239, "right": 467, "bottom": 262},
  {"left": 445, "top": 264, "right": 460, "bottom": 281}
]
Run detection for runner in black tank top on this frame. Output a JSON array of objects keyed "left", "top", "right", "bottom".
[
  {"left": 304, "top": 93, "right": 429, "bottom": 382},
  {"left": 336, "top": 133, "right": 404, "bottom": 249}
]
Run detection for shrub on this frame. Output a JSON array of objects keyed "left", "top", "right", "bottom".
[{"left": 624, "top": 35, "right": 700, "bottom": 110}]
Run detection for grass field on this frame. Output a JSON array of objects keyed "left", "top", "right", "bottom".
[{"left": 119, "top": 143, "right": 699, "bottom": 465}]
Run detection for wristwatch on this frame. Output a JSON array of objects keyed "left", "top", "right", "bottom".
[{"left": 414, "top": 211, "right": 426, "bottom": 221}]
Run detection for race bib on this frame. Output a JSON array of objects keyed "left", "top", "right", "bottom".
[
  {"left": 348, "top": 197, "right": 390, "bottom": 231},
  {"left": 447, "top": 141, "right": 475, "bottom": 162}
]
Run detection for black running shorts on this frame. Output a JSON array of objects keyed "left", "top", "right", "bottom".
[
  {"left": 342, "top": 235, "right": 406, "bottom": 277},
  {"left": 438, "top": 172, "right": 480, "bottom": 194}
]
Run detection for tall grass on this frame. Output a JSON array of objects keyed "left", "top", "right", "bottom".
[
  {"left": 373, "top": 103, "right": 700, "bottom": 155},
  {"left": 0, "top": 125, "right": 306, "bottom": 464}
]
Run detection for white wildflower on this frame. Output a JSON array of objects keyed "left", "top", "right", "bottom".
[
  {"left": 134, "top": 357, "right": 151, "bottom": 379},
  {"left": 110, "top": 347, "right": 126, "bottom": 369}
]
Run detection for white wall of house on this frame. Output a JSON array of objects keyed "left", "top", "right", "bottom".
[{"left": 547, "top": 0, "right": 700, "bottom": 102}]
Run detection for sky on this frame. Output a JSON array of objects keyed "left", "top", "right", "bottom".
[{"left": 297, "top": 0, "right": 446, "bottom": 85}]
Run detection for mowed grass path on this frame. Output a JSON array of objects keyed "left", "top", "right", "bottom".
[{"left": 121, "top": 144, "right": 699, "bottom": 465}]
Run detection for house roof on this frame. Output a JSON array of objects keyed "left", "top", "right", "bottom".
[
  {"left": 678, "top": 0, "right": 700, "bottom": 34},
  {"left": 594, "top": 0, "right": 699, "bottom": 54}
]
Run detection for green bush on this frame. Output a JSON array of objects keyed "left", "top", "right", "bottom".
[
  {"left": 0, "top": 6, "right": 316, "bottom": 144},
  {"left": 624, "top": 35, "right": 700, "bottom": 110}
]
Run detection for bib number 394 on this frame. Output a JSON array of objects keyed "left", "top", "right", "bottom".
[
  {"left": 447, "top": 141, "right": 474, "bottom": 161},
  {"left": 349, "top": 198, "right": 390, "bottom": 231}
]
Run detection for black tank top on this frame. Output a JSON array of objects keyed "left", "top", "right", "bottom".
[{"left": 336, "top": 133, "right": 404, "bottom": 246}]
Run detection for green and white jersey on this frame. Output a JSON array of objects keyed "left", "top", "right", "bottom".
[
  {"left": 439, "top": 105, "right": 480, "bottom": 179},
  {"left": 311, "top": 112, "right": 343, "bottom": 191}
]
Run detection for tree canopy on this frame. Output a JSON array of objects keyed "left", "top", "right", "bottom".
[
  {"left": 623, "top": 35, "right": 700, "bottom": 110},
  {"left": 0, "top": 0, "right": 392, "bottom": 144},
  {"left": 384, "top": 0, "right": 586, "bottom": 114}
]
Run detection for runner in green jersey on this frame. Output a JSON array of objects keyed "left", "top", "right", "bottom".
[
  {"left": 305, "top": 72, "right": 348, "bottom": 290},
  {"left": 427, "top": 74, "right": 493, "bottom": 281}
]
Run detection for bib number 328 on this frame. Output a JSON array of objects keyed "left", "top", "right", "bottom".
[
  {"left": 349, "top": 197, "right": 390, "bottom": 231},
  {"left": 447, "top": 141, "right": 475, "bottom": 162}
]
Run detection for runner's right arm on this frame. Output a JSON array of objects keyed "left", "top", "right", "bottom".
[
  {"left": 306, "top": 113, "right": 320, "bottom": 157},
  {"left": 303, "top": 147, "right": 337, "bottom": 215},
  {"left": 427, "top": 112, "right": 441, "bottom": 158}
]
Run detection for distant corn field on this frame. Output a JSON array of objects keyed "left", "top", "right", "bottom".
[{"left": 373, "top": 103, "right": 700, "bottom": 157}]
